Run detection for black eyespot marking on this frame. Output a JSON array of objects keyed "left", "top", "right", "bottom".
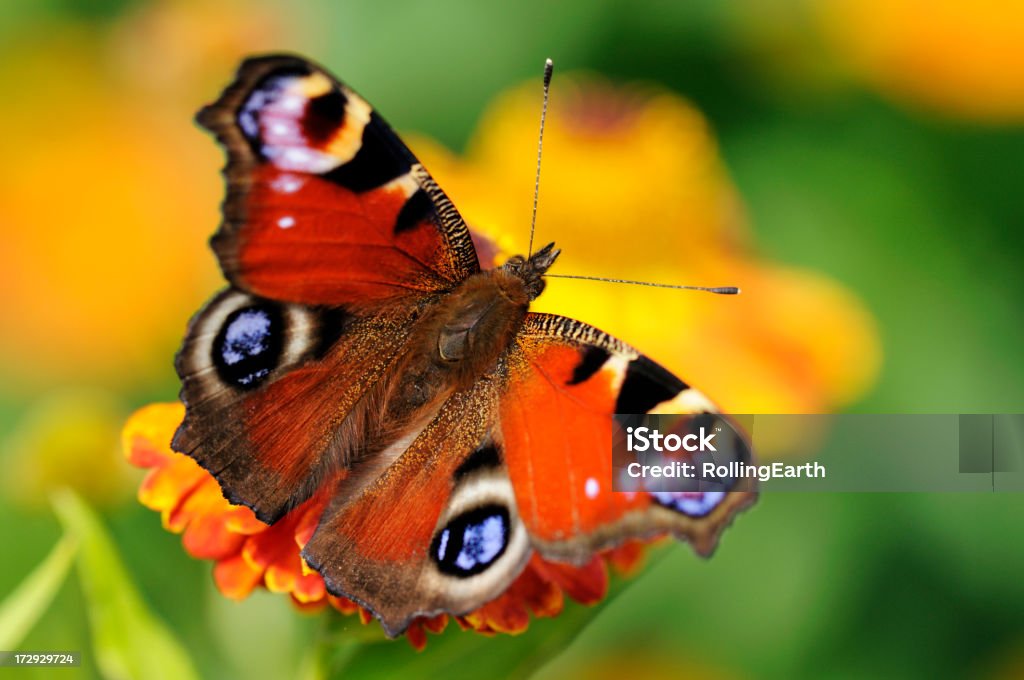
[
  {"left": 431, "top": 505, "right": 510, "bottom": 577},
  {"left": 615, "top": 357, "right": 687, "bottom": 414},
  {"left": 303, "top": 89, "right": 348, "bottom": 145},
  {"left": 568, "top": 346, "right": 610, "bottom": 385},
  {"left": 213, "top": 303, "right": 284, "bottom": 389},
  {"left": 323, "top": 111, "right": 413, "bottom": 192},
  {"left": 454, "top": 444, "right": 502, "bottom": 481},
  {"left": 394, "top": 188, "right": 433, "bottom": 233}
]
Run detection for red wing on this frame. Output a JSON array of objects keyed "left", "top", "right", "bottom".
[
  {"left": 501, "top": 313, "right": 757, "bottom": 559},
  {"left": 197, "top": 55, "right": 479, "bottom": 307},
  {"left": 302, "top": 376, "right": 532, "bottom": 637},
  {"left": 173, "top": 289, "right": 426, "bottom": 524}
]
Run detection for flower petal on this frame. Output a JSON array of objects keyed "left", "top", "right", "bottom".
[
  {"left": 533, "top": 556, "right": 609, "bottom": 606},
  {"left": 213, "top": 553, "right": 263, "bottom": 601}
]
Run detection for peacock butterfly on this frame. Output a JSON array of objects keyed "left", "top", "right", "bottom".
[{"left": 173, "top": 54, "right": 756, "bottom": 636}]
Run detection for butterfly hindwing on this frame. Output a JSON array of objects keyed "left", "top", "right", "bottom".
[
  {"left": 196, "top": 54, "right": 479, "bottom": 308},
  {"left": 173, "top": 288, "right": 430, "bottom": 523},
  {"left": 302, "top": 374, "right": 532, "bottom": 636}
]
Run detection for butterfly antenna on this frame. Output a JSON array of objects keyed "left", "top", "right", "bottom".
[
  {"left": 528, "top": 58, "right": 554, "bottom": 259},
  {"left": 545, "top": 273, "right": 740, "bottom": 295}
]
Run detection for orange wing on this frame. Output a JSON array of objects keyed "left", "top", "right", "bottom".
[
  {"left": 501, "top": 313, "right": 757, "bottom": 559},
  {"left": 302, "top": 377, "right": 532, "bottom": 637}
]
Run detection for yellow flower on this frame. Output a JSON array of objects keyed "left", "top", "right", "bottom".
[
  {"left": 410, "top": 74, "right": 880, "bottom": 415},
  {"left": 0, "top": 4, "right": 290, "bottom": 390},
  {"left": 817, "top": 0, "right": 1024, "bottom": 122},
  {"left": 0, "top": 32, "right": 218, "bottom": 388}
]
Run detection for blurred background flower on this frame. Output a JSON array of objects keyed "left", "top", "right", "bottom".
[
  {"left": 2, "top": 388, "right": 137, "bottom": 510},
  {"left": 412, "top": 76, "right": 879, "bottom": 414},
  {"left": 817, "top": 0, "right": 1024, "bottom": 123},
  {"left": 0, "top": 1, "right": 1022, "bottom": 679}
]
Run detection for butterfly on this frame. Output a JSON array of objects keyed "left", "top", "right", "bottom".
[{"left": 173, "top": 54, "right": 756, "bottom": 637}]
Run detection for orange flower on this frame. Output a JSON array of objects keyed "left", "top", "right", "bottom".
[
  {"left": 816, "top": 0, "right": 1024, "bottom": 123},
  {"left": 124, "top": 403, "right": 646, "bottom": 650}
]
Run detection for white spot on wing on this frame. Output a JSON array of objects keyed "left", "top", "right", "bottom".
[
  {"left": 603, "top": 353, "right": 634, "bottom": 393},
  {"left": 585, "top": 477, "right": 600, "bottom": 499},
  {"left": 277, "top": 216, "right": 295, "bottom": 229},
  {"left": 280, "top": 95, "right": 303, "bottom": 112},
  {"left": 264, "top": 146, "right": 340, "bottom": 174},
  {"left": 652, "top": 388, "right": 717, "bottom": 414},
  {"left": 271, "top": 174, "right": 305, "bottom": 194},
  {"left": 381, "top": 172, "right": 420, "bottom": 200}
]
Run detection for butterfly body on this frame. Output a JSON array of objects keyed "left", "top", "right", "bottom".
[
  {"left": 414, "top": 243, "right": 558, "bottom": 387},
  {"left": 175, "top": 54, "right": 756, "bottom": 636}
]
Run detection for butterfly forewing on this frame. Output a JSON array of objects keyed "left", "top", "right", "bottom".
[
  {"left": 196, "top": 54, "right": 479, "bottom": 307},
  {"left": 503, "top": 313, "right": 756, "bottom": 559}
]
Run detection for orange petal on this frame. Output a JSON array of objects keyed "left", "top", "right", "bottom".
[
  {"left": 223, "top": 505, "right": 267, "bottom": 535},
  {"left": 328, "top": 595, "right": 359, "bottom": 615},
  {"left": 125, "top": 434, "right": 170, "bottom": 469},
  {"left": 122, "top": 403, "right": 185, "bottom": 467},
  {"left": 405, "top": 621, "right": 427, "bottom": 651},
  {"left": 214, "top": 553, "right": 263, "bottom": 600},
  {"left": 291, "top": 571, "right": 327, "bottom": 604},
  {"left": 242, "top": 512, "right": 302, "bottom": 571},
  {"left": 421, "top": 614, "right": 448, "bottom": 635},
  {"left": 138, "top": 455, "right": 206, "bottom": 514},
  {"left": 177, "top": 478, "right": 245, "bottom": 559},
  {"left": 183, "top": 512, "right": 246, "bottom": 560},
  {"left": 183, "top": 516, "right": 245, "bottom": 560},
  {"left": 603, "top": 539, "right": 649, "bottom": 576},
  {"left": 263, "top": 541, "right": 328, "bottom": 603},
  {"left": 462, "top": 591, "right": 531, "bottom": 635},
  {"left": 264, "top": 557, "right": 297, "bottom": 594},
  {"left": 534, "top": 556, "right": 609, "bottom": 605},
  {"left": 293, "top": 496, "right": 327, "bottom": 549},
  {"left": 290, "top": 595, "right": 328, "bottom": 613}
]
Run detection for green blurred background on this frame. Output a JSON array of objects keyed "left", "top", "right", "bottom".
[{"left": 1, "top": 1, "right": 1023, "bottom": 678}]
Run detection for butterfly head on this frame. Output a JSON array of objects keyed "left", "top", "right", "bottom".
[{"left": 500, "top": 242, "right": 561, "bottom": 301}]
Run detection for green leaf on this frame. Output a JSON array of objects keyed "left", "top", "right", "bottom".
[
  {"left": 0, "top": 533, "right": 78, "bottom": 649},
  {"left": 51, "top": 488, "right": 199, "bottom": 680}
]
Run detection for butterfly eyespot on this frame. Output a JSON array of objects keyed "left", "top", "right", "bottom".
[
  {"left": 431, "top": 505, "right": 510, "bottom": 577},
  {"left": 213, "top": 304, "right": 284, "bottom": 390},
  {"left": 652, "top": 491, "right": 726, "bottom": 517},
  {"left": 237, "top": 68, "right": 309, "bottom": 141}
]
